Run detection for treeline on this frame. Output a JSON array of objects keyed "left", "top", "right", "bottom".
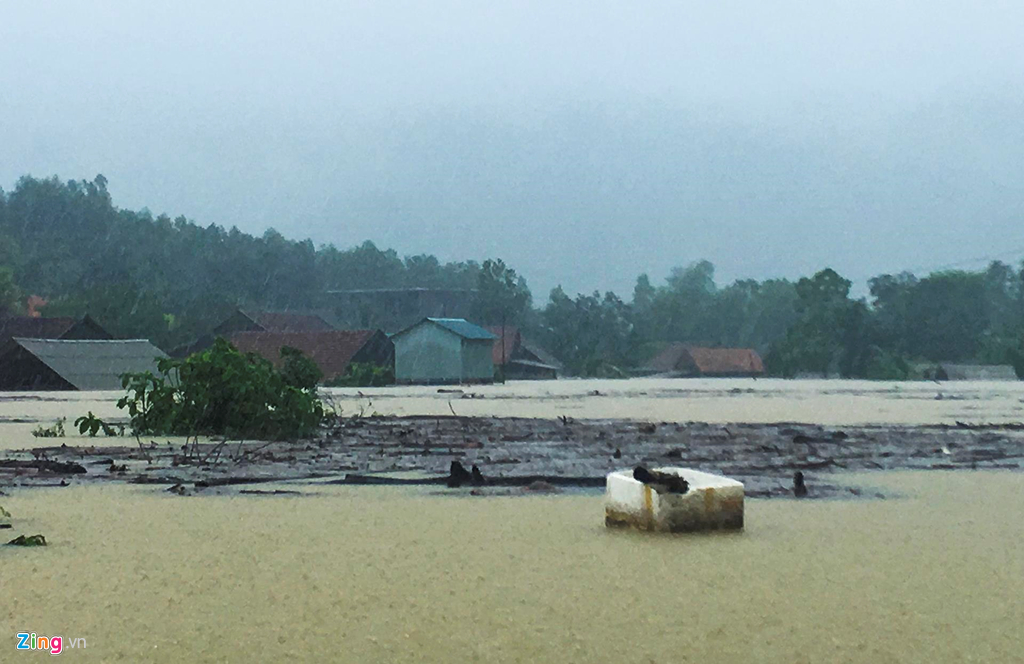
[
  {"left": 0, "top": 175, "right": 516, "bottom": 349},
  {"left": 533, "top": 261, "right": 799, "bottom": 376},
  {"left": 2, "top": 174, "right": 1022, "bottom": 379},
  {"left": 531, "top": 261, "right": 1024, "bottom": 379}
]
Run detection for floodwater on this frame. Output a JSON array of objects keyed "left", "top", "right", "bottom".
[
  {"left": 1, "top": 472, "right": 1021, "bottom": 663},
  {"left": 5, "top": 377, "right": 1024, "bottom": 451},
  {"left": 2, "top": 380, "right": 1022, "bottom": 662}
]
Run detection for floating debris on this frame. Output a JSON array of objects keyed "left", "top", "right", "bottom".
[
  {"left": 793, "top": 471, "right": 808, "bottom": 497},
  {"left": 606, "top": 467, "right": 744, "bottom": 533},
  {"left": 447, "top": 461, "right": 472, "bottom": 488},
  {"left": 632, "top": 466, "right": 690, "bottom": 494},
  {"left": 8, "top": 534, "right": 47, "bottom": 546},
  {"left": 522, "top": 481, "right": 560, "bottom": 494}
]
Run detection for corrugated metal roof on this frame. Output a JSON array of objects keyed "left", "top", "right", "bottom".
[
  {"left": 484, "top": 325, "right": 562, "bottom": 370},
  {"left": 508, "top": 358, "right": 559, "bottom": 371},
  {"left": 427, "top": 318, "right": 496, "bottom": 340},
  {"left": 11, "top": 338, "right": 167, "bottom": 390}
]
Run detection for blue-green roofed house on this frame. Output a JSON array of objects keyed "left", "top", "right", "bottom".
[{"left": 391, "top": 318, "right": 497, "bottom": 384}]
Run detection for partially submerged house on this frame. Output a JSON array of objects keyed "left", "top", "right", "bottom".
[
  {"left": 228, "top": 330, "right": 393, "bottom": 383},
  {"left": 171, "top": 309, "right": 337, "bottom": 357},
  {"left": 924, "top": 363, "right": 1018, "bottom": 381},
  {"left": 0, "top": 314, "right": 111, "bottom": 346},
  {"left": 213, "top": 309, "right": 336, "bottom": 335},
  {"left": 0, "top": 338, "right": 167, "bottom": 391},
  {"left": 392, "top": 318, "right": 496, "bottom": 384},
  {"left": 486, "top": 326, "right": 560, "bottom": 380},
  {"left": 644, "top": 344, "right": 765, "bottom": 378}
]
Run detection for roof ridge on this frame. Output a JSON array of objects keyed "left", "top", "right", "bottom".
[{"left": 13, "top": 337, "right": 153, "bottom": 343}]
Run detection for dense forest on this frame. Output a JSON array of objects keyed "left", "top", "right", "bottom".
[
  {"left": 2, "top": 174, "right": 1023, "bottom": 379},
  {"left": 0, "top": 175, "right": 519, "bottom": 349}
]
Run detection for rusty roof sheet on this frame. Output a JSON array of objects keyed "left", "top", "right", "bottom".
[{"left": 486, "top": 326, "right": 521, "bottom": 365}]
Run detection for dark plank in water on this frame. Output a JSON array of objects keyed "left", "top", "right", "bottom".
[{"left": 335, "top": 474, "right": 605, "bottom": 488}]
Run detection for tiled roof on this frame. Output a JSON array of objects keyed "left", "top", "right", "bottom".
[
  {"left": 8, "top": 338, "right": 167, "bottom": 390},
  {"left": 645, "top": 343, "right": 764, "bottom": 376},
  {"left": 0, "top": 317, "right": 76, "bottom": 340},
  {"left": 687, "top": 347, "right": 764, "bottom": 376},
  {"left": 228, "top": 330, "right": 380, "bottom": 381},
  {"left": 645, "top": 343, "right": 693, "bottom": 374},
  {"left": 248, "top": 311, "right": 335, "bottom": 332}
]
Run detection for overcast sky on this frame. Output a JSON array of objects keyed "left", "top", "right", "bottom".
[{"left": 1, "top": 1, "right": 1022, "bottom": 298}]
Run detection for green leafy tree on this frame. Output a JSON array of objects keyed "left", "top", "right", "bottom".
[
  {"left": 472, "top": 258, "right": 532, "bottom": 325},
  {"left": 0, "top": 266, "right": 18, "bottom": 316},
  {"left": 767, "top": 269, "right": 868, "bottom": 377}
]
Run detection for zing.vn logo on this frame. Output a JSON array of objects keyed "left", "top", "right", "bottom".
[{"left": 16, "top": 633, "right": 87, "bottom": 655}]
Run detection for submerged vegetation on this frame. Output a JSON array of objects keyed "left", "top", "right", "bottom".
[
  {"left": 74, "top": 412, "right": 121, "bottom": 437},
  {"left": 31, "top": 418, "right": 66, "bottom": 438},
  {"left": 3, "top": 174, "right": 1024, "bottom": 380},
  {"left": 118, "top": 339, "right": 324, "bottom": 440}
]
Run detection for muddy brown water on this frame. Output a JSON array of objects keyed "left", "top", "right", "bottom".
[
  {"left": 0, "top": 472, "right": 1021, "bottom": 663},
  {"left": 2, "top": 381, "right": 1023, "bottom": 662},
  {"left": 7, "top": 377, "right": 1024, "bottom": 452}
]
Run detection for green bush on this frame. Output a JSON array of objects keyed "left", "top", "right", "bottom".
[
  {"left": 74, "top": 412, "right": 121, "bottom": 436},
  {"left": 117, "top": 338, "right": 324, "bottom": 440}
]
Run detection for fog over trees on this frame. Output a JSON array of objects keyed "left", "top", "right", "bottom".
[{"left": 3, "top": 175, "right": 1022, "bottom": 378}]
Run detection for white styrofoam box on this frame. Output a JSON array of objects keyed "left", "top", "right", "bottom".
[{"left": 605, "top": 467, "right": 744, "bottom": 532}]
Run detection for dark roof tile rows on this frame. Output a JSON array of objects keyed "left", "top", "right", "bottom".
[
  {"left": 228, "top": 330, "right": 382, "bottom": 381},
  {"left": 646, "top": 343, "right": 764, "bottom": 376}
]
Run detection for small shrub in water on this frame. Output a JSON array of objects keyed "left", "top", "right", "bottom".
[
  {"left": 31, "top": 418, "right": 66, "bottom": 438},
  {"left": 74, "top": 412, "right": 120, "bottom": 436}
]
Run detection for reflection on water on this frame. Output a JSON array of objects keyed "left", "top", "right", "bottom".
[{"left": 1, "top": 471, "right": 1020, "bottom": 663}]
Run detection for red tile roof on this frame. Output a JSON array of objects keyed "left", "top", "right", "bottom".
[
  {"left": 249, "top": 311, "right": 334, "bottom": 332},
  {"left": 645, "top": 344, "right": 692, "bottom": 374},
  {"left": 687, "top": 347, "right": 764, "bottom": 376},
  {"left": 646, "top": 344, "right": 764, "bottom": 376},
  {"left": 228, "top": 330, "right": 378, "bottom": 381}
]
